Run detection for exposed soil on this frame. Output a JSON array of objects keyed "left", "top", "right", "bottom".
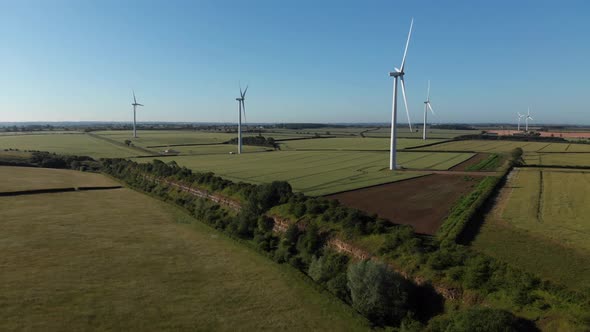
[
  {"left": 450, "top": 153, "right": 490, "bottom": 171},
  {"left": 326, "top": 174, "right": 482, "bottom": 235}
]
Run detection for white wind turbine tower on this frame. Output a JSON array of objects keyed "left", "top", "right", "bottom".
[
  {"left": 517, "top": 112, "right": 525, "bottom": 131},
  {"left": 388, "top": 18, "right": 414, "bottom": 170},
  {"left": 422, "top": 80, "right": 435, "bottom": 140},
  {"left": 525, "top": 107, "right": 533, "bottom": 131},
  {"left": 235, "top": 86, "right": 248, "bottom": 154},
  {"left": 131, "top": 90, "right": 143, "bottom": 138}
]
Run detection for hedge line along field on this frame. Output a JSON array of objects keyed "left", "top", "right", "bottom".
[
  {"left": 0, "top": 166, "right": 119, "bottom": 192},
  {"left": 147, "top": 150, "right": 473, "bottom": 196},
  {"left": 93, "top": 130, "right": 237, "bottom": 147},
  {"left": 417, "top": 139, "right": 590, "bottom": 153},
  {"left": 0, "top": 133, "right": 143, "bottom": 158},
  {"left": 279, "top": 137, "right": 447, "bottom": 151},
  {"left": 169, "top": 144, "right": 271, "bottom": 155},
  {"left": 471, "top": 168, "right": 590, "bottom": 289},
  {"left": 0, "top": 172, "right": 369, "bottom": 331}
]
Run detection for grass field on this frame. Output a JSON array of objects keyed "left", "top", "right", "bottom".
[
  {"left": 0, "top": 133, "right": 142, "bottom": 158},
  {"left": 170, "top": 144, "right": 271, "bottom": 155},
  {"left": 472, "top": 168, "right": 590, "bottom": 289},
  {"left": 0, "top": 166, "right": 119, "bottom": 192},
  {"left": 145, "top": 150, "right": 473, "bottom": 196},
  {"left": 93, "top": 130, "right": 237, "bottom": 147},
  {"left": 279, "top": 137, "right": 446, "bottom": 151},
  {"left": 362, "top": 128, "right": 481, "bottom": 139},
  {"left": 524, "top": 152, "right": 590, "bottom": 167},
  {"left": 418, "top": 140, "right": 590, "bottom": 153},
  {"left": 0, "top": 171, "right": 369, "bottom": 331}
]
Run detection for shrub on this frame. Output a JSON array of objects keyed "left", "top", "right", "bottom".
[
  {"left": 427, "top": 308, "right": 529, "bottom": 332},
  {"left": 347, "top": 260, "right": 409, "bottom": 326}
]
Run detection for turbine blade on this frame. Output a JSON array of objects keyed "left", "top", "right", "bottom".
[
  {"left": 428, "top": 102, "right": 435, "bottom": 115},
  {"left": 133, "top": 90, "right": 137, "bottom": 104},
  {"left": 242, "top": 85, "right": 248, "bottom": 98},
  {"left": 400, "top": 18, "right": 414, "bottom": 72},
  {"left": 400, "top": 77, "right": 412, "bottom": 131},
  {"left": 241, "top": 100, "right": 247, "bottom": 123}
]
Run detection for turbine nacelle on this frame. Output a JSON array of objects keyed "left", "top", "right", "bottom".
[{"left": 389, "top": 68, "right": 404, "bottom": 77}]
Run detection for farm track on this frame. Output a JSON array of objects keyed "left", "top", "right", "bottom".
[{"left": 87, "top": 132, "right": 155, "bottom": 156}]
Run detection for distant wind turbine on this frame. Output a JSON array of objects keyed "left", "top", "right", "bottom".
[
  {"left": 235, "top": 85, "right": 248, "bottom": 154},
  {"left": 525, "top": 108, "right": 533, "bottom": 132},
  {"left": 388, "top": 18, "right": 414, "bottom": 170},
  {"left": 517, "top": 112, "right": 525, "bottom": 131},
  {"left": 131, "top": 90, "right": 143, "bottom": 138},
  {"left": 422, "top": 80, "right": 435, "bottom": 140}
]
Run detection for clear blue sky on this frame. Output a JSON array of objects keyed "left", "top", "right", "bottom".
[{"left": 2, "top": 0, "right": 589, "bottom": 124}]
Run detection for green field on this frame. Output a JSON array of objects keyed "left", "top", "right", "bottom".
[
  {"left": 0, "top": 169, "right": 369, "bottom": 331},
  {"left": 279, "top": 137, "right": 446, "bottom": 151},
  {"left": 362, "top": 128, "right": 481, "bottom": 139},
  {"left": 524, "top": 152, "right": 590, "bottom": 167},
  {"left": 170, "top": 144, "right": 271, "bottom": 155},
  {"left": 0, "top": 133, "right": 142, "bottom": 158},
  {"left": 93, "top": 130, "right": 236, "bottom": 147},
  {"left": 472, "top": 168, "right": 590, "bottom": 289},
  {"left": 0, "top": 166, "right": 119, "bottom": 192},
  {"left": 418, "top": 140, "right": 590, "bottom": 153},
  {"left": 144, "top": 150, "right": 473, "bottom": 196}
]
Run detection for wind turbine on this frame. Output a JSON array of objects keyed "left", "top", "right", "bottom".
[
  {"left": 525, "top": 108, "right": 533, "bottom": 132},
  {"left": 388, "top": 18, "right": 414, "bottom": 170},
  {"left": 517, "top": 112, "right": 525, "bottom": 131},
  {"left": 422, "top": 80, "right": 435, "bottom": 140},
  {"left": 235, "top": 85, "right": 248, "bottom": 154},
  {"left": 131, "top": 90, "right": 143, "bottom": 138}
]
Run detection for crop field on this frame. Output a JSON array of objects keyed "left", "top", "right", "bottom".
[
  {"left": 93, "top": 130, "right": 237, "bottom": 147},
  {"left": 327, "top": 174, "right": 483, "bottom": 235},
  {"left": 362, "top": 128, "right": 481, "bottom": 139},
  {"left": 170, "top": 144, "right": 271, "bottom": 155},
  {"left": 0, "top": 166, "right": 119, "bottom": 192},
  {"left": 0, "top": 133, "right": 142, "bottom": 158},
  {"left": 0, "top": 170, "right": 368, "bottom": 331},
  {"left": 146, "top": 150, "right": 473, "bottom": 196},
  {"left": 471, "top": 168, "right": 590, "bottom": 289},
  {"left": 417, "top": 139, "right": 590, "bottom": 153},
  {"left": 279, "top": 137, "right": 447, "bottom": 151},
  {"left": 524, "top": 152, "right": 590, "bottom": 167}
]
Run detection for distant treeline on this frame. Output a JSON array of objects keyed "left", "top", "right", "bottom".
[{"left": 0, "top": 150, "right": 100, "bottom": 171}]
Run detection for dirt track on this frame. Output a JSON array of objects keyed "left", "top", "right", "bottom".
[{"left": 327, "top": 174, "right": 481, "bottom": 235}]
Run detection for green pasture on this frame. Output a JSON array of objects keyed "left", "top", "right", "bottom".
[
  {"left": 0, "top": 166, "right": 118, "bottom": 192},
  {"left": 93, "top": 130, "right": 236, "bottom": 147},
  {"left": 472, "top": 167, "right": 590, "bottom": 289},
  {"left": 0, "top": 133, "right": 141, "bottom": 158},
  {"left": 0, "top": 173, "right": 368, "bottom": 331},
  {"left": 418, "top": 140, "right": 590, "bottom": 153},
  {"left": 145, "top": 150, "right": 473, "bottom": 195},
  {"left": 279, "top": 137, "right": 446, "bottom": 151},
  {"left": 524, "top": 152, "right": 590, "bottom": 167},
  {"left": 169, "top": 144, "right": 271, "bottom": 155},
  {"left": 363, "top": 128, "right": 481, "bottom": 139}
]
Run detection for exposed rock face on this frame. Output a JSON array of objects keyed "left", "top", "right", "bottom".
[{"left": 144, "top": 176, "right": 463, "bottom": 302}]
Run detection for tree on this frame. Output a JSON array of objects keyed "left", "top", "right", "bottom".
[
  {"left": 124, "top": 139, "right": 132, "bottom": 146},
  {"left": 347, "top": 260, "right": 409, "bottom": 326}
]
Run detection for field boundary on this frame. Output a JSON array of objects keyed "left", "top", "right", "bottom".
[
  {"left": 0, "top": 186, "right": 122, "bottom": 197},
  {"left": 87, "top": 132, "right": 155, "bottom": 156},
  {"left": 318, "top": 173, "right": 433, "bottom": 197}
]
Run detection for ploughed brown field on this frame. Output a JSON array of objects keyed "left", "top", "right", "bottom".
[
  {"left": 326, "top": 174, "right": 482, "bottom": 235},
  {"left": 449, "top": 153, "right": 490, "bottom": 171}
]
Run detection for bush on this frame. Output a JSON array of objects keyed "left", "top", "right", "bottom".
[
  {"left": 347, "top": 260, "right": 409, "bottom": 326},
  {"left": 427, "top": 308, "right": 530, "bottom": 332}
]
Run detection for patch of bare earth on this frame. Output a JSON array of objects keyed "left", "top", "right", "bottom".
[{"left": 326, "top": 174, "right": 481, "bottom": 235}]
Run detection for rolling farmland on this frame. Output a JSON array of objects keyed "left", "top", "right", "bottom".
[
  {"left": 0, "top": 169, "right": 369, "bottom": 331},
  {"left": 418, "top": 140, "right": 590, "bottom": 153},
  {"left": 471, "top": 168, "right": 590, "bottom": 289},
  {"left": 279, "top": 137, "right": 447, "bottom": 151},
  {"left": 524, "top": 152, "right": 590, "bottom": 167},
  {"left": 145, "top": 150, "right": 474, "bottom": 196},
  {"left": 0, "top": 166, "right": 119, "bottom": 192},
  {"left": 0, "top": 133, "right": 143, "bottom": 158}
]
